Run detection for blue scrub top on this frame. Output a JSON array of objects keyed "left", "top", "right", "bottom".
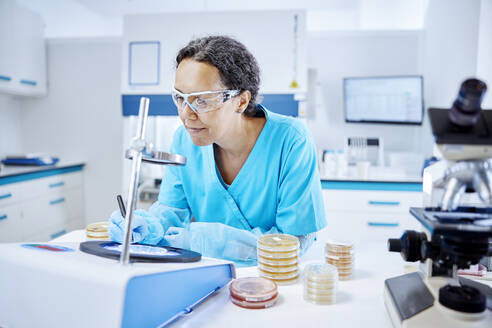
[{"left": 158, "top": 106, "right": 327, "bottom": 236}]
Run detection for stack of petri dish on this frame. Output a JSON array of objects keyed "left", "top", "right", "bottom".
[
  {"left": 257, "top": 234, "right": 300, "bottom": 285},
  {"left": 86, "top": 222, "right": 109, "bottom": 240},
  {"left": 303, "top": 263, "right": 338, "bottom": 305},
  {"left": 325, "top": 240, "right": 354, "bottom": 280},
  {"left": 229, "top": 277, "right": 278, "bottom": 309}
]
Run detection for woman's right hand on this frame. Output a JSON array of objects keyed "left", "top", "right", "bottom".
[{"left": 108, "top": 209, "right": 164, "bottom": 245}]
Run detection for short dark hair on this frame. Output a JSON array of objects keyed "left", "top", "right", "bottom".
[{"left": 176, "top": 35, "right": 261, "bottom": 117}]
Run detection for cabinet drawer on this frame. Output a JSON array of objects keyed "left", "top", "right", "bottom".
[
  {"left": 323, "top": 189, "right": 422, "bottom": 214},
  {"left": 21, "top": 188, "right": 84, "bottom": 238},
  {"left": 320, "top": 211, "right": 423, "bottom": 247},
  {"left": 0, "top": 181, "right": 35, "bottom": 207},
  {"left": 0, "top": 204, "right": 23, "bottom": 242},
  {"left": 0, "top": 171, "right": 83, "bottom": 207},
  {"left": 40, "top": 172, "right": 83, "bottom": 193}
]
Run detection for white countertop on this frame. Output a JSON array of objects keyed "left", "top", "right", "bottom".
[
  {"left": 54, "top": 229, "right": 417, "bottom": 328},
  {"left": 0, "top": 161, "right": 85, "bottom": 178}
]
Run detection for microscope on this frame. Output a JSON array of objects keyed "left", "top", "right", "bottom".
[{"left": 384, "top": 79, "right": 492, "bottom": 328}]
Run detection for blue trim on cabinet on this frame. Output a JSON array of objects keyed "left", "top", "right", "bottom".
[
  {"left": 122, "top": 94, "right": 299, "bottom": 117},
  {"left": 128, "top": 41, "right": 160, "bottom": 86},
  {"left": 368, "top": 200, "right": 401, "bottom": 206},
  {"left": 50, "top": 229, "right": 67, "bottom": 239},
  {"left": 20, "top": 79, "right": 37, "bottom": 86},
  {"left": 368, "top": 221, "right": 400, "bottom": 227},
  {"left": 321, "top": 180, "right": 422, "bottom": 192},
  {"left": 49, "top": 197, "right": 65, "bottom": 205},
  {"left": 0, "top": 75, "right": 12, "bottom": 82},
  {"left": 0, "top": 193, "right": 12, "bottom": 200},
  {"left": 0, "top": 165, "right": 84, "bottom": 186},
  {"left": 49, "top": 181, "right": 65, "bottom": 188}
]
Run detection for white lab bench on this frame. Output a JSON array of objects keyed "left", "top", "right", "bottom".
[
  {"left": 53, "top": 229, "right": 410, "bottom": 328},
  {"left": 0, "top": 162, "right": 86, "bottom": 242}
]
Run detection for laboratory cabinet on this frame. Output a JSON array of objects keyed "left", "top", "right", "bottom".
[
  {"left": 321, "top": 181, "right": 423, "bottom": 246},
  {"left": 0, "top": 165, "right": 85, "bottom": 242},
  {"left": 0, "top": 0, "right": 47, "bottom": 96}
]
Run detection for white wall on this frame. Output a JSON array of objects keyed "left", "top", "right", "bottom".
[
  {"left": 306, "top": 0, "right": 484, "bottom": 161},
  {"left": 306, "top": 31, "right": 429, "bottom": 158},
  {"left": 20, "top": 38, "right": 123, "bottom": 223},
  {"left": 477, "top": 0, "right": 492, "bottom": 108},
  {"left": 122, "top": 11, "right": 307, "bottom": 94},
  {"left": 0, "top": 94, "right": 23, "bottom": 155}
]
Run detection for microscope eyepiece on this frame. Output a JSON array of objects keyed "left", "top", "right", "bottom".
[{"left": 449, "top": 78, "right": 487, "bottom": 127}]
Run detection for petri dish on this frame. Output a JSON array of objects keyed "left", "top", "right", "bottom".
[
  {"left": 305, "top": 279, "right": 337, "bottom": 290},
  {"left": 258, "top": 234, "right": 299, "bottom": 252},
  {"left": 304, "top": 263, "right": 338, "bottom": 282},
  {"left": 305, "top": 286, "right": 337, "bottom": 296},
  {"left": 304, "top": 292, "right": 336, "bottom": 305},
  {"left": 271, "top": 275, "right": 299, "bottom": 286},
  {"left": 229, "top": 277, "right": 278, "bottom": 302},
  {"left": 258, "top": 262, "right": 298, "bottom": 274},
  {"left": 230, "top": 293, "right": 278, "bottom": 309},
  {"left": 259, "top": 268, "right": 300, "bottom": 281},
  {"left": 258, "top": 248, "right": 298, "bottom": 260},
  {"left": 86, "top": 221, "right": 109, "bottom": 239},
  {"left": 258, "top": 255, "right": 298, "bottom": 266}
]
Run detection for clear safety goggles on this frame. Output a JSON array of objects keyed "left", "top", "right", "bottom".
[{"left": 171, "top": 87, "right": 241, "bottom": 114}]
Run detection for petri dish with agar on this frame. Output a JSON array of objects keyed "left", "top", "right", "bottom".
[
  {"left": 258, "top": 248, "right": 299, "bottom": 260},
  {"left": 303, "top": 262, "right": 338, "bottom": 305},
  {"left": 325, "top": 240, "right": 355, "bottom": 281},
  {"left": 304, "top": 292, "right": 337, "bottom": 305},
  {"left": 229, "top": 277, "right": 278, "bottom": 302},
  {"left": 305, "top": 279, "right": 338, "bottom": 290},
  {"left": 229, "top": 277, "right": 279, "bottom": 309},
  {"left": 258, "top": 255, "right": 298, "bottom": 266},
  {"left": 230, "top": 294, "right": 278, "bottom": 309},
  {"left": 86, "top": 222, "right": 109, "bottom": 240},
  {"left": 259, "top": 269, "right": 300, "bottom": 281},
  {"left": 304, "top": 263, "right": 338, "bottom": 281},
  {"left": 258, "top": 262, "right": 299, "bottom": 274},
  {"left": 258, "top": 234, "right": 299, "bottom": 252},
  {"left": 257, "top": 234, "right": 300, "bottom": 284}
]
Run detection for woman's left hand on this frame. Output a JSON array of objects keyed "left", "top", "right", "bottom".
[{"left": 163, "top": 226, "right": 191, "bottom": 249}]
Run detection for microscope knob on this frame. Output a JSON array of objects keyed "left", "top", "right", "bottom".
[
  {"left": 387, "top": 230, "right": 427, "bottom": 262},
  {"left": 388, "top": 239, "right": 402, "bottom": 252},
  {"left": 439, "top": 285, "right": 486, "bottom": 313}
]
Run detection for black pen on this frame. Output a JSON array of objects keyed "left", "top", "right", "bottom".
[{"left": 117, "top": 194, "right": 126, "bottom": 217}]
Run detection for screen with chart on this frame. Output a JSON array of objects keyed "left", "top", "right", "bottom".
[{"left": 344, "top": 76, "right": 424, "bottom": 124}]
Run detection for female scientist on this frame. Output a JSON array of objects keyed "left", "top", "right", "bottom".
[{"left": 109, "top": 36, "right": 326, "bottom": 265}]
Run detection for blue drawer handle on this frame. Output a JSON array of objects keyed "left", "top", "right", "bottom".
[
  {"left": 0, "top": 193, "right": 12, "bottom": 200},
  {"left": 49, "top": 197, "right": 65, "bottom": 205},
  {"left": 20, "top": 79, "right": 37, "bottom": 86},
  {"left": 0, "top": 75, "right": 11, "bottom": 81},
  {"left": 368, "top": 200, "right": 400, "bottom": 206},
  {"left": 49, "top": 182, "right": 65, "bottom": 188},
  {"left": 0, "top": 215, "right": 7, "bottom": 221},
  {"left": 368, "top": 221, "right": 399, "bottom": 227},
  {"left": 50, "top": 229, "right": 67, "bottom": 239}
]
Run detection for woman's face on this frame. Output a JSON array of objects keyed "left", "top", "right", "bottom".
[{"left": 174, "top": 58, "right": 242, "bottom": 147}]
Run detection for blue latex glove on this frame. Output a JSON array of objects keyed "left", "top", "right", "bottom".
[
  {"left": 186, "top": 222, "right": 280, "bottom": 267},
  {"left": 148, "top": 202, "right": 190, "bottom": 232},
  {"left": 162, "top": 226, "right": 191, "bottom": 249},
  {"left": 108, "top": 210, "right": 164, "bottom": 245}
]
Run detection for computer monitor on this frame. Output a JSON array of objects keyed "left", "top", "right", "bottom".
[{"left": 344, "top": 75, "right": 424, "bottom": 125}]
